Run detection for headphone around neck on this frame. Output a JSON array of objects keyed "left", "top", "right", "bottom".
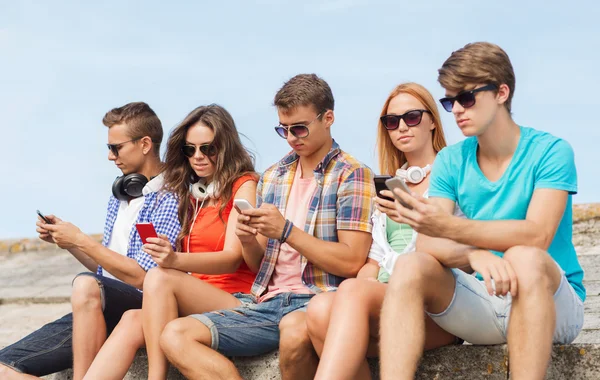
[
  {"left": 395, "top": 163, "right": 431, "bottom": 184},
  {"left": 190, "top": 179, "right": 217, "bottom": 201},
  {"left": 112, "top": 173, "right": 149, "bottom": 201}
]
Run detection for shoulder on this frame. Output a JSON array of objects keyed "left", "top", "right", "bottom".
[
  {"left": 330, "top": 149, "right": 374, "bottom": 181},
  {"left": 523, "top": 126, "right": 572, "bottom": 152}
]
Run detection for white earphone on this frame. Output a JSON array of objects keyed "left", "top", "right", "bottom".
[
  {"left": 187, "top": 179, "right": 217, "bottom": 252},
  {"left": 396, "top": 163, "right": 431, "bottom": 184}
]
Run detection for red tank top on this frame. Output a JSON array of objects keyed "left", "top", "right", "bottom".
[{"left": 181, "top": 175, "right": 257, "bottom": 294}]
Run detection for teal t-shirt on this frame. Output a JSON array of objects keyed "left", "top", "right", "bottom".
[
  {"left": 429, "top": 126, "right": 585, "bottom": 301},
  {"left": 377, "top": 216, "right": 413, "bottom": 283}
]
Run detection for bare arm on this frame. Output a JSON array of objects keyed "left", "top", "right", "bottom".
[
  {"left": 443, "top": 189, "right": 568, "bottom": 252},
  {"left": 285, "top": 227, "right": 372, "bottom": 278},
  {"left": 356, "top": 258, "right": 380, "bottom": 280},
  {"left": 75, "top": 236, "right": 147, "bottom": 288},
  {"left": 164, "top": 181, "right": 258, "bottom": 274}
]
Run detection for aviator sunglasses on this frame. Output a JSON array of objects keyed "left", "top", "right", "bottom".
[
  {"left": 181, "top": 143, "right": 218, "bottom": 158},
  {"left": 274, "top": 113, "right": 322, "bottom": 139},
  {"left": 439, "top": 84, "right": 497, "bottom": 112},
  {"left": 380, "top": 110, "right": 431, "bottom": 130},
  {"left": 107, "top": 138, "right": 141, "bottom": 158}
]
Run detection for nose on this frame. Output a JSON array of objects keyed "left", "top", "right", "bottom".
[
  {"left": 194, "top": 147, "right": 206, "bottom": 159},
  {"left": 452, "top": 101, "right": 465, "bottom": 115},
  {"left": 286, "top": 130, "right": 298, "bottom": 144},
  {"left": 398, "top": 119, "right": 409, "bottom": 132},
  {"left": 108, "top": 149, "right": 117, "bottom": 161}
]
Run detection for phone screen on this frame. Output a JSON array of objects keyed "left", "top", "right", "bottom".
[{"left": 374, "top": 175, "right": 393, "bottom": 202}]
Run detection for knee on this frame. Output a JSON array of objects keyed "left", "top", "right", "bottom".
[
  {"left": 388, "top": 251, "right": 440, "bottom": 291},
  {"left": 71, "top": 275, "right": 102, "bottom": 312},
  {"left": 116, "top": 310, "right": 144, "bottom": 341},
  {"left": 504, "top": 246, "right": 553, "bottom": 289},
  {"left": 305, "top": 294, "right": 334, "bottom": 343},
  {"left": 279, "top": 312, "right": 313, "bottom": 364},
  {"left": 160, "top": 319, "right": 189, "bottom": 357},
  {"left": 143, "top": 267, "right": 171, "bottom": 293}
]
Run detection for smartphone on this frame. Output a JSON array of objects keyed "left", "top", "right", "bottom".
[
  {"left": 373, "top": 175, "right": 394, "bottom": 202},
  {"left": 233, "top": 199, "right": 254, "bottom": 214},
  {"left": 385, "top": 177, "right": 414, "bottom": 210},
  {"left": 136, "top": 222, "right": 158, "bottom": 244},
  {"left": 36, "top": 209, "right": 52, "bottom": 224}
]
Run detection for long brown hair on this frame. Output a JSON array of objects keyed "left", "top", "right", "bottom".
[
  {"left": 377, "top": 83, "right": 447, "bottom": 175},
  {"left": 163, "top": 104, "right": 257, "bottom": 249}
]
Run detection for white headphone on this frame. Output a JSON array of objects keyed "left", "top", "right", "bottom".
[
  {"left": 396, "top": 163, "right": 431, "bottom": 184},
  {"left": 187, "top": 179, "right": 217, "bottom": 253},
  {"left": 190, "top": 180, "right": 216, "bottom": 201}
]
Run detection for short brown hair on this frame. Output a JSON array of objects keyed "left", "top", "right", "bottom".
[
  {"left": 438, "top": 42, "right": 516, "bottom": 112},
  {"left": 102, "top": 102, "right": 163, "bottom": 156},
  {"left": 274, "top": 74, "right": 334, "bottom": 114}
]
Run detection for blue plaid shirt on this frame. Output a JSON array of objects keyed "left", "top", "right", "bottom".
[{"left": 97, "top": 179, "right": 180, "bottom": 276}]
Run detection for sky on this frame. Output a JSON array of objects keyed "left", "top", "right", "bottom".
[{"left": 1, "top": 0, "right": 599, "bottom": 239}]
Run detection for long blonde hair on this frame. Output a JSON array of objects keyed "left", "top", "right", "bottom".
[{"left": 377, "top": 83, "right": 447, "bottom": 175}]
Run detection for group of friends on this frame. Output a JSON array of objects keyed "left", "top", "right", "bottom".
[{"left": 0, "top": 41, "right": 585, "bottom": 380}]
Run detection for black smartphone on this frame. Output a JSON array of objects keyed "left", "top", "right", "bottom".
[
  {"left": 36, "top": 209, "right": 52, "bottom": 224},
  {"left": 374, "top": 175, "right": 394, "bottom": 202}
]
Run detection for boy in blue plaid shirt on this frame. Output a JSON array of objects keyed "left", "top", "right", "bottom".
[{"left": 0, "top": 102, "right": 180, "bottom": 379}]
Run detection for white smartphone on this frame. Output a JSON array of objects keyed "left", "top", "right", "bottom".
[
  {"left": 385, "top": 177, "right": 414, "bottom": 210},
  {"left": 233, "top": 199, "right": 254, "bottom": 213}
]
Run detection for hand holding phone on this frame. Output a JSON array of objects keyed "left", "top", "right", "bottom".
[
  {"left": 233, "top": 199, "right": 254, "bottom": 214},
  {"left": 36, "top": 209, "right": 53, "bottom": 224},
  {"left": 136, "top": 222, "right": 158, "bottom": 244},
  {"left": 385, "top": 177, "right": 414, "bottom": 210},
  {"left": 373, "top": 175, "right": 394, "bottom": 202}
]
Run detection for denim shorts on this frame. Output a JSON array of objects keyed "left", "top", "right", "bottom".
[
  {"left": 427, "top": 262, "right": 584, "bottom": 345},
  {"left": 189, "top": 292, "right": 314, "bottom": 357},
  {"left": 0, "top": 272, "right": 143, "bottom": 376}
]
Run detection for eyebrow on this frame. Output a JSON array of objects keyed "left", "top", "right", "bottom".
[
  {"left": 184, "top": 141, "right": 212, "bottom": 145},
  {"left": 278, "top": 120, "right": 310, "bottom": 127}
]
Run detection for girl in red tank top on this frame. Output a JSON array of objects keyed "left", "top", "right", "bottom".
[{"left": 83, "top": 105, "right": 258, "bottom": 380}]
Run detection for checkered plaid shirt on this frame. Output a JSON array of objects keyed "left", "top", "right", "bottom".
[
  {"left": 251, "top": 140, "right": 375, "bottom": 297},
  {"left": 97, "top": 187, "right": 180, "bottom": 276}
]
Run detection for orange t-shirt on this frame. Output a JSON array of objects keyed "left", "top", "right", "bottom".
[{"left": 181, "top": 175, "right": 257, "bottom": 294}]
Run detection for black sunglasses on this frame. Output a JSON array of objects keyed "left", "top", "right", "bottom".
[
  {"left": 380, "top": 110, "right": 431, "bottom": 130},
  {"left": 181, "top": 143, "right": 217, "bottom": 158},
  {"left": 439, "top": 84, "right": 497, "bottom": 112},
  {"left": 274, "top": 113, "right": 322, "bottom": 139},
  {"left": 107, "top": 138, "right": 141, "bottom": 158}
]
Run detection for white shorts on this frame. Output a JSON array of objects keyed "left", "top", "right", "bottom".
[{"left": 427, "top": 262, "right": 584, "bottom": 345}]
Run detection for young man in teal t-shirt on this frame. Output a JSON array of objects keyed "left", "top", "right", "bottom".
[{"left": 379, "top": 42, "right": 585, "bottom": 380}]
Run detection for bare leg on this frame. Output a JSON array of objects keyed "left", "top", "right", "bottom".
[
  {"left": 504, "top": 246, "right": 562, "bottom": 380},
  {"left": 160, "top": 317, "right": 242, "bottom": 380},
  {"left": 83, "top": 310, "right": 145, "bottom": 380},
  {"left": 71, "top": 276, "right": 107, "bottom": 380},
  {"left": 308, "top": 279, "right": 386, "bottom": 380},
  {"left": 0, "top": 365, "right": 40, "bottom": 379},
  {"left": 379, "top": 252, "right": 457, "bottom": 380},
  {"left": 142, "top": 268, "right": 241, "bottom": 380},
  {"left": 278, "top": 311, "right": 319, "bottom": 380}
]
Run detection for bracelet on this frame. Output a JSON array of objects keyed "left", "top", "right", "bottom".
[{"left": 280, "top": 219, "right": 293, "bottom": 244}]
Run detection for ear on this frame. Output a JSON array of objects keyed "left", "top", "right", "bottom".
[
  {"left": 140, "top": 136, "right": 153, "bottom": 155},
  {"left": 323, "top": 109, "right": 335, "bottom": 129},
  {"left": 496, "top": 84, "right": 511, "bottom": 106}
]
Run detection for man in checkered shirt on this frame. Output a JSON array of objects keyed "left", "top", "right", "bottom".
[
  {"left": 0, "top": 102, "right": 180, "bottom": 379},
  {"left": 157, "top": 74, "right": 375, "bottom": 380}
]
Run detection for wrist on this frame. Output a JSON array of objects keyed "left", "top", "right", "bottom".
[{"left": 74, "top": 232, "right": 91, "bottom": 250}]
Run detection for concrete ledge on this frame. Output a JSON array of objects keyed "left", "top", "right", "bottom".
[{"left": 43, "top": 344, "right": 600, "bottom": 380}]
